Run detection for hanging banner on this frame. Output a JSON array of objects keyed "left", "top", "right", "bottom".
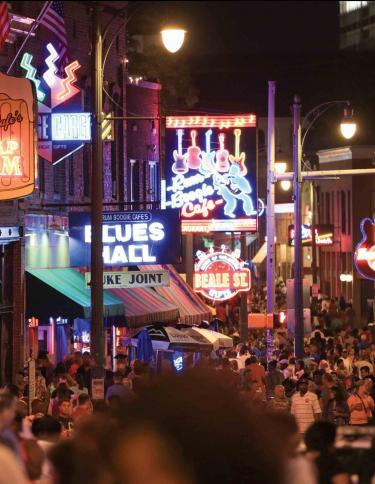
[
  {"left": 164, "top": 115, "right": 257, "bottom": 232},
  {"left": 69, "top": 210, "right": 182, "bottom": 267},
  {"left": 0, "top": 72, "right": 36, "bottom": 200},
  {"left": 354, "top": 218, "right": 375, "bottom": 280},
  {"left": 20, "top": 43, "right": 91, "bottom": 165},
  {"left": 194, "top": 250, "right": 250, "bottom": 301}
]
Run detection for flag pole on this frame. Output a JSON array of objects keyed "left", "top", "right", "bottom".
[{"left": 6, "top": 1, "right": 52, "bottom": 74}]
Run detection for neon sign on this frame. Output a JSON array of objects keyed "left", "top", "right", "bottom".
[
  {"left": 165, "top": 117, "right": 258, "bottom": 233},
  {"left": 0, "top": 72, "right": 36, "bottom": 200},
  {"left": 354, "top": 218, "right": 375, "bottom": 280},
  {"left": 194, "top": 250, "right": 250, "bottom": 301},
  {"left": 20, "top": 43, "right": 91, "bottom": 165},
  {"left": 288, "top": 224, "right": 334, "bottom": 246},
  {"left": 69, "top": 210, "right": 182, "bottom": 267}
]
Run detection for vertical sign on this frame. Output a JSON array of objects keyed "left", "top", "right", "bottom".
[
  {"left": 0, "top": 72, "right": 36, "bottom": 199},
  {"left": 165, "top": 115, "right": 257, "bottom": 233}
]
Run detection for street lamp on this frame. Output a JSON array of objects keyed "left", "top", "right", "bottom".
[
  {"left": 161, "top": 28, "right": 186, "bottom": 53},
  {"left": 275, "top": 162, "right": 291, "bottom": 191},
  {"left": 293, "top": 98, "right": 357, "bottom": 358}
]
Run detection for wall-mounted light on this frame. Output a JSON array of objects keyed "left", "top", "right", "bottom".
[{"left": 340, "top": 106, "right": 357, "bottom": 140}]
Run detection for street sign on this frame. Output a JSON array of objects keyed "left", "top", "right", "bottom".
[{"left": 85, "top": 270, "right": 170, "bottom": 289}]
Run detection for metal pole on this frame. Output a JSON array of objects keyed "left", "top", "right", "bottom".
[
  {"left": 90, "top": 6, "right": 104, "bottom": 368},
  {"left": 240, "top": 234, "right": 249, "bottom": 341},
  {"left": 293, "top": 95, "right": 304, "bottom": 358},
  {"left": 266, "top": 81, "right": 276, "bottom": 315},
  {"left": 310, "top": 182, "right": 318, "bottom": 283}
]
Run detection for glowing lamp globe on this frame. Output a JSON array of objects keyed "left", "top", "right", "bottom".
[
  {"left": 340, "top": 107, "right": 357, "bottom": 140},
  {"left": 161, "top": 29, "right": 186, "bottom": 53},
  {"left": 280, "top": 180, "right": 291, "bottom": 191},
  {"left": 340, "top": 121, "right": 357, "bottom": 140}
]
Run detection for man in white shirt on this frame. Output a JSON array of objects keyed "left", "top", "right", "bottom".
[{"left": 291, "top": 379, "right": 321, "bottom": 435}]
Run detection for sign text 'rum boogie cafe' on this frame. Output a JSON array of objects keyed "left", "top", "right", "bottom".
[
  {"left": 354, "top": 218, "right": 375, "bottom": 280},
  {"left": 163, "top": 115, "right": 258, "bottom": 233},
  {"left": 0, "top": 72, "right": 37, "bottom": 200},
  {"left": 69, "top": 210, "right": 182, "bottom": 267},
  {"left": 20, "top": 42, "right": 91, "bottom": 165},
  {"left": 194, "top": 250, "right": 250, "bottom": 301},
  {"left": 288, "top": 224, "right": 334, "bottom": 247}
]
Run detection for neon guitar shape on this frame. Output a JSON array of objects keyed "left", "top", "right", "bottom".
[
  {"left": 354, "top": 218, "right": 375, "bottom": 280},
  {"left": 229, "top": 128, "right": 247, "bottom": 175},
  {"left": 201, "top": 129, "right": 215, "bottom": 173},
  {"left": 172, "top": 129, "right": 188, "bottom": 174},
  {"left": 186, "top": 130, "right": 202, "bottom": 169},
  {"left": 215, "top": 132, "right": 230, "bottom": 173}
]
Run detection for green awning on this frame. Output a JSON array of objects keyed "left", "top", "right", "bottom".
[{"left": 26, "top": 268, "right": 124, "bottom": 320}]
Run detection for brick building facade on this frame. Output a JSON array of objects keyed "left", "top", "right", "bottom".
[{"left": 0, "top": 2, "right": 161, "bottom": 382}]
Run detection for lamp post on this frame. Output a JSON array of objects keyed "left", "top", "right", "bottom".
[
  {"left": 292, "top": 98, "right": 357, "bottom": 358},
  {"left": 90, "top": 5, "right": 186, "bottom": 368}
]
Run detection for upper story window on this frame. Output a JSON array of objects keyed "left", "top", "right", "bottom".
[{"left": 340, "top": 1, "right": 368, "bottom": 14}]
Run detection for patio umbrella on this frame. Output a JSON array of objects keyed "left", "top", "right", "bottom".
[
  {"left": 136, "top": 328, "right": 154, "bottom": 363},
  {"left": 131, "top": 325, "right": 212, "bottom": 352},
  {"left": 182, "top": 327, "right": 233, "bottom": 351}
]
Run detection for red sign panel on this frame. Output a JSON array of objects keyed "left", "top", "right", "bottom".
[
  {"left": 194, "top": 251, "right": 250, "bottom": 301},
  {"left": 354, "top": 218, "right": 375, "bottom": 280}
]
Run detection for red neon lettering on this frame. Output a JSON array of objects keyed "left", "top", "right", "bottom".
[{"left": 181, "top": 198, "right": 217, "bottom": 218}]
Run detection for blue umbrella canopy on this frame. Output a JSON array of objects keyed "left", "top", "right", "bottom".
[{"left": 136, "top": 328, "right": 154, "bottom": 362}]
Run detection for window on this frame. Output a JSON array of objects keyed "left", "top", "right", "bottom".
[
  {"left": 347, "top": 190, "right": 351, "bottom": 234},
  {"left": 68, "top": 155, "right": 74, "bottom": 197},
  {"left": 53, "top": 161, "right": 66, "bottom": 200},
  {"left": 129, "top": 159, "right": 140, "bottom": 203},
  {"left": 341, "top": 190, "right": 347, "bottom": 234},
  {"left": 38, "top": 157, "right": 45, "bottom": 194},
  {"left": 326, "top": 192, "right": 330, "bottom": 224},
  {"left": 83, "top": 145, "right": 90, "bottom": 198},
  {"left": 111, "top": 142, "right": 117, "bottom": 199}
]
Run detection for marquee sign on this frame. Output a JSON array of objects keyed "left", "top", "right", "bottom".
[
  {"left": 164, "top": 115, "right": 257, "bottom": 233},
  {"left": 85, "top": 270, "right": 170, "bottom": 289},
  {"left": 194, "top": 250, "right": 250, "bottom": 301},
  {"left": 354, "top": 218, "right": 375, "bottom": 280},
  {"left": 288, "top": 224, "right": 334, "bottom": 247},
  {"left": 0, "top": 72, "right": 36, "bottom": 200},
  {"left": 20, "top": 43, "right": 91, "bottom": 165},
  {"left": 69, "top": 210, "right": 182, "bottom": 267}
]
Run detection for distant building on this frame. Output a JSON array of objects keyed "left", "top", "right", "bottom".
[{"left": 339, "top": 1, "right": 375, "bottom": 49}]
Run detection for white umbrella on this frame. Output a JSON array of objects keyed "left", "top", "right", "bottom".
[
  {"left": 182, "top": 327, "right": 233, "bottom": 351},
  {"left": 131, "top": 325, "right": 213, "bottom": 352}
]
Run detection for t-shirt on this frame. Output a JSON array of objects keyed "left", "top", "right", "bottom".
[
  {"left": 291, "top": 391, "right": 321, "bottom": 433},
  {"left": 247, "top": 363, "right": 266, "bottom": 389},
  {"left": 347, "top": 393, "right": 374, "bottom": 424}
]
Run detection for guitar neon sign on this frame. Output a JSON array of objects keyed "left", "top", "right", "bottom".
[
  {"left": 354, "top": 218, "right": 375, "bottom": 280},
  {"left": 194, "top": 250, "right": 250, "bottom": 301},
  {"left": 165, "top": 117, "right": 258, "bottom": 233}
]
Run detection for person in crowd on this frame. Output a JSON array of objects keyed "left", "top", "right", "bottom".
[
  {"left": 76, "top": 352, "right": 93, "bottom": 394},
  {"left": 268, "top": 384, "right": 290, "bottom": 413},
  {"left": 305, "top": 421, "right": 350, "bottom": 484},
  {"left": 320, "top": 373, "right": 335, "bottom": 419},
  {"left": 354, "top": 349, "right": 374, "bottom": 374},
  {"left": 347, "top": 379, "right": 375, "bottom": 425},
  {"left": 265, "top": 360, "right": 285, "bottom": 398},
  {"left": 241, "top": 356, "right": 266, "bottom": 394},
  {"left": 106, "top": 371, "right": 132, "bottom": 403},
  {"left": 291, "top": 378, "right": 322, "bottom": 435},
  {"left": 57, "top": 398, "right": 73, "bottom": 433},
  {"left": 326, "top": 385, "right": 350, "bottom": 426},
  {"left": 72, "top": 394, "right": 93, "bottom": 422},
  {"left": 32, "top": 415, "right": 62, "bottom": 483},
  {"left": 0, "top": 394, "right": 19, "bottom": 457}
]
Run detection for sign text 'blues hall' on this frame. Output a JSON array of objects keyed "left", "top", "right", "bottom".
[{"left": 69, "top": 210, "right": 182, "bottom": 267}]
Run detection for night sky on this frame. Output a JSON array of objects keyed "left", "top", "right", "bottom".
[{"left": 129, "top": 1, "right": 375, "bottom": 148}]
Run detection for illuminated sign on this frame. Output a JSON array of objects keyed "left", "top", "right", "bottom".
[
  {"left": 354, "top": 218, "right": 375, "bottom": 280},
  {"left": 51, "top": 113, "right": 91, "bottom": 141},
  {"left": 288, "top": 224, "right": 334, "bottom": 247},
  {"left": 69, "top": 210, "right": 182, "bottom": 267},
  {"left": 20, "top": 43, "right": 91, "bottom": 165},
  {"left": 194, "top": 250, "right": 250, "bottom": 301},
  {"left": 85, "top": 270, "right": 170, "bottom": 289},
  {"left": 0, "top": 72, "right": 36, "bottom": 200},
  {"left": 164, "top": 116, "right": 258, "bottom": 233}
]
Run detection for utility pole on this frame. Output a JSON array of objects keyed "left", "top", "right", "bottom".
[
  {"left": 266, "top": 81, "right": 276, "bottom": 316},
  {"left": 293, "top": 95, "right": 304, "bottom": 358},
  {"left": 90, "top": 5, "right": 104, "bottom": 368}
]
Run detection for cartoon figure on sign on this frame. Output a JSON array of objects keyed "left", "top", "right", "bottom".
[{"left": 214, "top": 164, "right": 254, "bottom": 218}]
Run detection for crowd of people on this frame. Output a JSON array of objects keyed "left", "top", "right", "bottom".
[{"left": 0, "top": 296, "right": 375, "bottom": 482}]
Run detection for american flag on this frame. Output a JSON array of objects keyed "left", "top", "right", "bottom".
[
  {"left": 39, "top": 1, "right": 68, "bottom": 71},
  {"left": 0, "top": 1, "right": 10, "bottom": 49}
]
